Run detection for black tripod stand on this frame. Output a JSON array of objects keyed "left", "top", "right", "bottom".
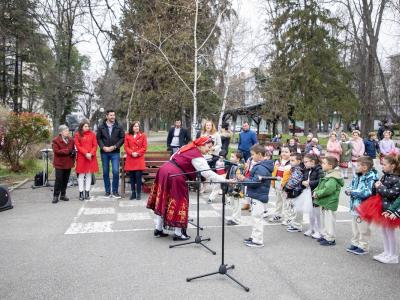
[
  {"left": 32, "top": 148, "right": 53, "bottom": 189},
  {"left": 169, "top": 171, "right": 216, "bottom": 255},
  {"left": 186, "top": 180, "right": 251, "bottom": 292}
]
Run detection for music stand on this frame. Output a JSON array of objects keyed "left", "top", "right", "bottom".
[
  {"left": 186, "top": 177, "right": 277, "bottom": 292},
  {"left": 32, "top": 148, "right": 53, "bottom": 189},
  {"left": 169, "top": 170, "right": 216, "bottom": 255}
]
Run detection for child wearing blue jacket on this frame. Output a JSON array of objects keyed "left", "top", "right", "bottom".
[
  {"left": 237, "top": 144, "right": 274, "bottom": 248},
  {"left": 345, "top": 156, "right": 379, "bottom": 255}
]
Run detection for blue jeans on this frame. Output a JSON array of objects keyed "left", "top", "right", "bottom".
[{"left": 101, "top": 152, "right": 120, "bottom": 194}]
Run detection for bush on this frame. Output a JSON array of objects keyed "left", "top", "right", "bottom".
[{"left": 0, "top": 112, "right": 50, "bottom": 172}]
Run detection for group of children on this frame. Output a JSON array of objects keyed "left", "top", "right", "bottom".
[{"left": 218, "top": 143, "right": 400, "bottom": 264}]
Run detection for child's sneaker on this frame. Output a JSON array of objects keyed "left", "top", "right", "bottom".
[
  {"left": 281, "top": 220, "right": 290, "bottom": 226},
  {"left": 268, "top": 215, "right": 282, "bottom": 223},
  {"left": 373, "top": 252, "right": 388, "bottom": 261},
  {"left": 286, "top": 226, "right": 301, "bottom": 233},
  {"left": 377, "top": 255, "right": 399, "bottom": 264},
  {"left": 311, "top": 232, "right": 322, "bottom": 239},
  {"left": 243, "top": 237, "right": 252, "bottom": 243},
  {"left": 346, "top": 245, "right": 358, "bottom": 253},
  {"left": 316, "top": 236, "right": 326, "bottom": 243},
  {"left": 303, "top": 229, "right": 313, "bottom": 237},
  {"left": 353, "top": 248, "right": 368, "bottom": 255},
  {"left": 226, "top": 219, "right": 239, "bottom": 226},
  {"left": 207, "top": 198, "right": 212, "bottom": 204},
  {"left": 245, "top": 240, "right": 264, "bottom": 248},
  {"left": 320, "top": 239, "right": 336, "bottom": 246}
]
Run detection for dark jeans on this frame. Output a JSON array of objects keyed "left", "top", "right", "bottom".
[
  {"left": 101, "top": 152, "right": 120, "bottom": 193},
  {"left": 54, "top": 168, "right": 71, "bottom": 197},
  {"left": 129, "top": 170, "right": 142, "bottom": 195},
  {"left": 241, "top": 150, "right": 251, "bottom": 162}
]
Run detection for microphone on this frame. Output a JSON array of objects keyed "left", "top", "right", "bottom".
[
  {"left": 223, "top": 159, "right": 238, "bottom": 166},
  {"left": 258, "top": 176, "right": 279, "bottom": 181}
]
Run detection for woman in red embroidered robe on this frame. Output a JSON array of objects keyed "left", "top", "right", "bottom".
[{"left": 147, "top": 136, "right": 226, "bottom": 240}]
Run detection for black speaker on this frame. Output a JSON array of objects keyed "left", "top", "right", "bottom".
[{"left": 0, "top": 185, "right": 13, "bottom": 212}]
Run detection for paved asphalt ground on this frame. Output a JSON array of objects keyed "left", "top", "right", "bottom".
[{"left": 1, "top": 175, "right": 400, "bottom": 300}]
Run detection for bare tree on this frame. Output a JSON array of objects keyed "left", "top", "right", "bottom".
[
  {"left": 34, "top": 0, "right": 87, "bottom": 134},
  {"left": 339, "top": 0, "right": 390, "bottom": 133}
]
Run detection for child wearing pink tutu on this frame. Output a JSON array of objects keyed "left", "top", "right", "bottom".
[{"left": 357, "top": 154, "right": 400, "bottom": 264}]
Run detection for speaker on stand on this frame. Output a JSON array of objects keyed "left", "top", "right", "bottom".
[{"left": 0, "top": 185, "right": 13, "bottom": 212}]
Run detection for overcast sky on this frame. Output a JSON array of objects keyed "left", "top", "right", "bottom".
[{"left": 76, "top": 0, "right": 400, "bottom": 78}]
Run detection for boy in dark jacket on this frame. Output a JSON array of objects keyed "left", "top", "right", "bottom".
[
  {"left": 285, "top": 153, "right": 305, "bottom": 232},
  {"left": 364, "top": 132, "right": 380, "bottom": 170},
  {"left": 237, "top": 144, "right": 274, "bottom": 248}
]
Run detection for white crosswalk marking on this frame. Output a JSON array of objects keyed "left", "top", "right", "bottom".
[
  {"left": 83, "top": 207, "right": 115, "bottom": 215},
  {"left": 65, "top": 192, "right": 353, "bottom": 235},
  {"left": 119, "top": 200, "right": 146, "bottom": 207},
  {"left": 117, "top": 212, "right": 152, "bottom": 221},
  {"left": 65, "top": 221, "right": 114, "bottom": 234},
  {"left": 188, "top": 210, "right": 220, "bottom": 218}
]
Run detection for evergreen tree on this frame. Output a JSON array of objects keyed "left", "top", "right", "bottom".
[{"left": 264, "top": 0, "right": 357, "bottom": 134}]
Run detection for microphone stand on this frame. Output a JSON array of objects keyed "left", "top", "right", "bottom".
[
  {"left": 168, "top": 168, "right": 217, "bottom": 255},
  {"left": 186, "top": 177, "right": 276, "bottom": 292}
]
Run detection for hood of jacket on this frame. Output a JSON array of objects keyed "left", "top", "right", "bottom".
[
  {"left": 258, "top": 159, "right": 274, "bottom": 173},
  {"left": 359, "top": 168, "right": 379, "bottom": 181},
  {"left": 324, "top": 168, "right": 344, "bottom": 187}
]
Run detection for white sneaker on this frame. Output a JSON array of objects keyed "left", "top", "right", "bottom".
[
  {"left": 373, "top": 252, "right": 388, "bottom": 262},
  {"left": 281, "top": 220, "right": 289, "bottom": 226},
  {"left": 311, "top": 232, "right": 321, "bottom": 239},
  {"left": 245, "top": 240, "right": 264, "bottom": 248},
  {"left": 378, "top": 255, "right": 399, "bottom": 264},
  {"left": 304, "top": 229, "right": 313, "bottom": 237}
]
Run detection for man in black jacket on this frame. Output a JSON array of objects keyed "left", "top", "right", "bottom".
[
  {"left": 166, "top": 119, "right": 190, "bottom": 155},
  {"left": 96, "top": 110, "right": 125, "bottom": 198}
]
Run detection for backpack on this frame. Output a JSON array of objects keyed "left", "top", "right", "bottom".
[{"left": 34, "top": 171, "right": 47, "bottom": 186}]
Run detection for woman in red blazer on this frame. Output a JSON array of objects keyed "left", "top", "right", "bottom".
[
  {"left": 52, "top": 125, "right": 75, "bottom": 203},
  {"left": 124, "top": 121, "right": 147, "bottom": 200},
  {"left": 74, "top": 120, "right": 99, "bottom": 200}
]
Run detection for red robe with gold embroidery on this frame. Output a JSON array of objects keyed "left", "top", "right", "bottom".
[{"left": 146, "top": 147, "right": 202, "bottom": 228}]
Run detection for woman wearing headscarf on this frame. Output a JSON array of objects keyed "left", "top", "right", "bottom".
[{"left": 147, "top": 136, "right": 227, "bottom": 240}]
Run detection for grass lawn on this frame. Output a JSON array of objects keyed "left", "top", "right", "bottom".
[{"left": 0, "top": 159, "right": 54, "bottom": 186}]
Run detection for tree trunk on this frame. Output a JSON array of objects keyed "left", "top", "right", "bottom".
[
  {"left": 272, "top": 120, "right": 277, "bottom": 137},
  {"left": 323, "top": 117, "right": 329, "bottom": 132},
  {"left": 231, "top": 113, "right": 238, "bottom": 143},
  {"left": 1, "top": 36, "right": 7, "bottom": 105},
  {"left": 191, "top": 0, "right": 199, "bottom": 140},
  {"left": 304, "top": 120, "right": 310, "bottom": 135},
  {"left": 143, "top": 116, "right": 150, "bottom": 134},
  {"left": 13, "top": 41, "right": 19, "bottom": 113},
  {"left": 281, "top": 117, "right": 289, "bottom": 134}
]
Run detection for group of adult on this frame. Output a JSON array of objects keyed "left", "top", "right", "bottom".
[
  {"left": 52, "top": 110, "right": 147, "bottom": 203},
  {"left": 325, "top": 128, "right": 396, "bottom": 178}
]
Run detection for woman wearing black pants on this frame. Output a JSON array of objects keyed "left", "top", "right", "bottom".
[
  {"left": 124, "top": 121, "right": 147, "bottom": 200},
  {"left": 52, "top": 125, "right": 75, "bottom": 203}
]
